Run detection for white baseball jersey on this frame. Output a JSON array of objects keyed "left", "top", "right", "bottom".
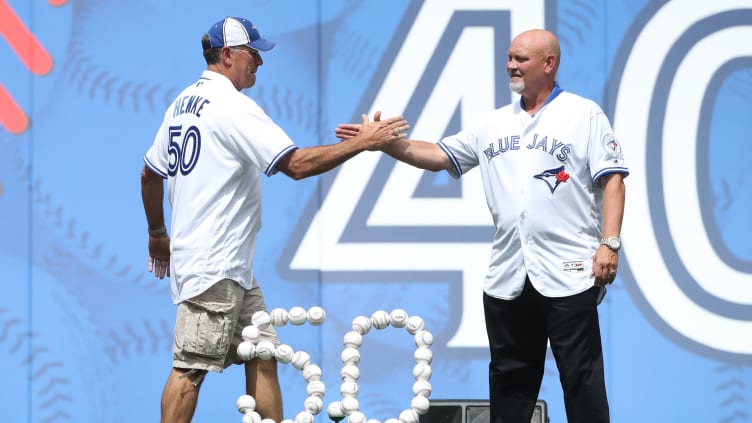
[
  {"left": 438, "top": 86, "right": 628, "bottom": 299},
  {"left": 144, "top": 70, "right": 297, "bottom": 303}
]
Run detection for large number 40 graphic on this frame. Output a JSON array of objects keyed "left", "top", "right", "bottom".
[{"left": 167, "top": 125, "right": 201, "bottom": 176}]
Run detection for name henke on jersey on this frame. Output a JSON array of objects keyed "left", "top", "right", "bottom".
[
  {"left": 173, "top": 95, "right": 211, "bottom": 118},
  {"left": 483, "top": 134, "right": 571, "bottom": 162}
]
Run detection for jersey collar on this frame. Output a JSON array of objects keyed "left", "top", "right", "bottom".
[{"left": 519, "top": 82, "right": 563, "bottom": 116}]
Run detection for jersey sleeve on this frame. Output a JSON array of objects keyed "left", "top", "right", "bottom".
[
  {"left": 229, "top": 100, "right": 297, "bottom": 177},
  {"left": 437, "top": 114, "right": 486, "bottom": 179},
  {"left": 143, "top": 119, "right": 170, "bottom": 178},
  {"left": 589, "top": 104, "right": 629, "bottom": 182}
]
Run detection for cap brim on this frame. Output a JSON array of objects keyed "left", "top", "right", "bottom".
[{"left": 250, "top": 38, "right": 276, "bottom": 52}]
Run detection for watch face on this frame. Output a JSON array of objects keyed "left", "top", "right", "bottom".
[{"left": 607, "top": 237, "right": 621, "bottom": 250}]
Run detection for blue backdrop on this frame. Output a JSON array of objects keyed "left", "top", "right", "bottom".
[{"left": 2, "top": 0, "right": 751, "bottom": 422}]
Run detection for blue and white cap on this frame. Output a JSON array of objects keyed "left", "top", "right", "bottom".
[{"left": 207, "top": 16, "right": 276, "bottom": 52}]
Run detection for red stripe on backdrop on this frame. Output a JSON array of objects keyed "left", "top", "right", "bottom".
[
  {"left": 0, "top": 0, "right": 53, "bottom": 75},
  {"left": 0, "top": 83, "right": 29, "bottom": 134}
]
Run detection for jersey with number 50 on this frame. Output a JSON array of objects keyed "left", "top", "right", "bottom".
[{"left": 144, "top": 70, "right": 297, "bottom": 304}]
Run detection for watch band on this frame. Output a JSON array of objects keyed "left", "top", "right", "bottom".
[{"left": 148, "top": 226, "right": 167, "bottom": 237}]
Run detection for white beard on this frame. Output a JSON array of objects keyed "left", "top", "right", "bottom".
[{"left": 509, "top": 79, "right": 525, "bottom": 93}]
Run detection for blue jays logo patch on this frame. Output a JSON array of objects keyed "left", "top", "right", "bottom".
[
  {"left": 602, "top": 133, "right": 623, "bottom": 162},
  {"left": 534, "top": 165, "right": 570, "bottom": 193}
]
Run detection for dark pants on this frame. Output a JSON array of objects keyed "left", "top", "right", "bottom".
[{"left": 484, "top": 278, "right": 609, "bottom": 423}]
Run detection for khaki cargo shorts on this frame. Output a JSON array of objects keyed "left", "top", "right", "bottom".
[{"left": 172, "top": 278, "right": 279, "bottom": 373}]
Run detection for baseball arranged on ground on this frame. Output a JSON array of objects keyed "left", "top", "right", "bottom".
[
  {"left": 275, "top": 344, "right": 294, "bottom": 364},
  {"left": 343, "top": 331, "right": 363, "bottom": 349},
  {"left": 413, "top": 380, "right": 432, "bottom": 397},
  {"left": 303, "top": 364, "right": 322, "bottom": 382},
  {"left": 410, "top": 395, "right": 430, "bottom": 415},
  {"left": 340, "top": 396, "right": 360, "bottom": 415},
  {"left": 352, "top": 315, "right": 372, "bottom": 335},
  {"left": 307, "top": 306, "right": 326, "bottom": 325},
  {"left": 288, "top": 306, "right": 307, "bottom": 325},
  {"left": 242, "top": 411, "right": 262, "bottom": 423},
  {"left": 389, "top": 309, "right": 408, "bottom": 327},
  {"left": 370, "top": 310, "right": 390, "bottom": 329},
  {"left": 237, "top": 341, "right": 256, "bottom": 361},
  {"left": 241, "top": 325, "right": 261, "bottom": 343},
  {"left": 340, "top": 347, "right": 361, "bottom": 365},
  {"left": 270, "top": 308, "right": 289, "bottom": 326},
  {"left": 294, "top": 411, "right": 314, "bottom": 423},
  {"left": 406, "top": 315, "right": 425, "bottom": 334},
  {"left": 340, "top": 380, "right": 359, "bottom": 398},
  {"left": 414, "top": 330, "right": 434, "bottom": 348},
  {"left": 303, "top": 395, "right": 323, "bottom": 415},
  {"left": 414, "top": 347, "right": 433, "bottom": 364},
  {"left": 340, "top": 363, "right": 360, "bottom": 381},
  {"left": 307, "top": 380, "right": 326, "bottom": 397},
  {"left": 327, "top": 401, "right": 345, "bottom": 420},
  {"left": 255, "top": 341, "right": 276, "bottom": 361},
  {"left": 413, "top": 362, "right": 432, "bottom": 381},
  {"left": 251, "top": 310, "right": 272, "bottom": 328},
  {"left": 292, "top": 350, "right": 311, "bottom": 370},
  {"left": 237, "top": 394, "right": 257, "bottom": 414}
]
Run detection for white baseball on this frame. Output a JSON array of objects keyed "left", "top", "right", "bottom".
[
  {"left": 412, "top": 363, "right": 432, "bottom": 381},
  {"left": 414, "top": 330, "right": 434, "bottom": 348},
  {"left": 406, "top": 315, "right": 425, "bottom": 335},
  {"left": 413, "top": 347, "right": 432, "bottom": 365},
  {"left": 399, "top": 409, "right": 419, "bottom": 423},
  {"left": 340, "top": 364, "right": 360, "bottom": 381},
  {"left": 307, "top": 306, "right": 326, "bottom": 325},
  {"left": 237, "top": 341, "right": 256, "bottom": 361},
  {"left": 370, "top": 310, "right": 390, "bottom": 330},
  {"left": 251, "top": 310, "right": 272, "bottom": 329},
  {"left": 270, "top": 308, "right": 289, "bottom": 326},
  {"left": 349, "top": 411, "right": 367, "bottom": 423},
  {"left": 255, "top": 341, "right": 276, "bottom": 361},
  {"left": 307, "top": 380, "right": 326, "bottom": 397},
  {"left": 366, "top": 419, "right": 382, "bottom": 423},
  {"left": 410, "top": 395, "right": 430, "bottom": 415},
  {"left": 304, "top": 395, "right": 324, "bottom": 415},
  {"left": 340, "top": 380, "right": 359, "bottom": 398},
  {"left": 242, "top": 411, "right": 262, "bottom": 423},
  {"left": 343, "top": 331, "right": 363, "bottom": 349},
  {"left": 340, "top": 347, "right": 361, "bottom": 365},
  {"left": 288, "top": 306, "right": 308, "bottom": 325},
  {"left": 303, "top": 364, "right": 322, "bottom": 382},
  {"left": 340, "top": 396, "right": 360, "bottom": 415},
  {"left": 327, "top": 400, "right": 345, "bottom": 420},
  {"left": 389, "top": 309, "right": 408, "bottom": 328},
  {"left": 292, "top": 350, "right": 311, "bottom": 370},
  {"left": 281, "top": 420, "right": 295, "bottom": 423},
  {"left": 241, "top": 325, "right": 261, "bottom": 343},
  {"left": 412, "top": 380, "right": 432, "bottom": 398},
  {"left": 385, "top": 419, "right": 400, "bottom": 423},
  {"left": 261, "top": 419, "right": 276, "bottom": 423},
  {"left": 295, "top": 411, "right": 314, "bottom": 423},
  {"left": 237, "top": 394, "right": 256, "bottom": 414},
  {"left": 351, "top": 315, "right": 372, "bottom": 335},
  {"left": 275, "top": 344, "right": 294, "bottom": 364}
]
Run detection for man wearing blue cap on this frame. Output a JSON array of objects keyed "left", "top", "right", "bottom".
[{"left": 140, "top": 16, "right": 408, "bottom": 423}]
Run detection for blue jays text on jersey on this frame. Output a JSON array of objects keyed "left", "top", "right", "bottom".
[{"left": 483, "top": 133, "right": 571, "bottom": 162}]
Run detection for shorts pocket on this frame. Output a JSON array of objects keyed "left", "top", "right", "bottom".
[{"left": 177, "top": 302, "right": 231, "bottom": 358}]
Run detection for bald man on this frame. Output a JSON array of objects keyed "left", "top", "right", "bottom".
[{"left": 337, "top": 29, "right": 627, "bottom": 422}]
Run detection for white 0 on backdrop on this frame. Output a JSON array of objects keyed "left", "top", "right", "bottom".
[
  {"left": 614, "top": 0, "right": 752, "bottom": 355},
  {"left": 663, "top": 26, "right": 752, "bottom": 304}
]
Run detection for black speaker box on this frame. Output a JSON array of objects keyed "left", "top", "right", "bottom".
[{"left": 419, "top": 399, "right": 548, "bottom": 423}]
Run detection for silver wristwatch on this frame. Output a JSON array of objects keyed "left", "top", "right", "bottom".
[{"left": 600, "top": 236, "right": 621, "bottom": 251}]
